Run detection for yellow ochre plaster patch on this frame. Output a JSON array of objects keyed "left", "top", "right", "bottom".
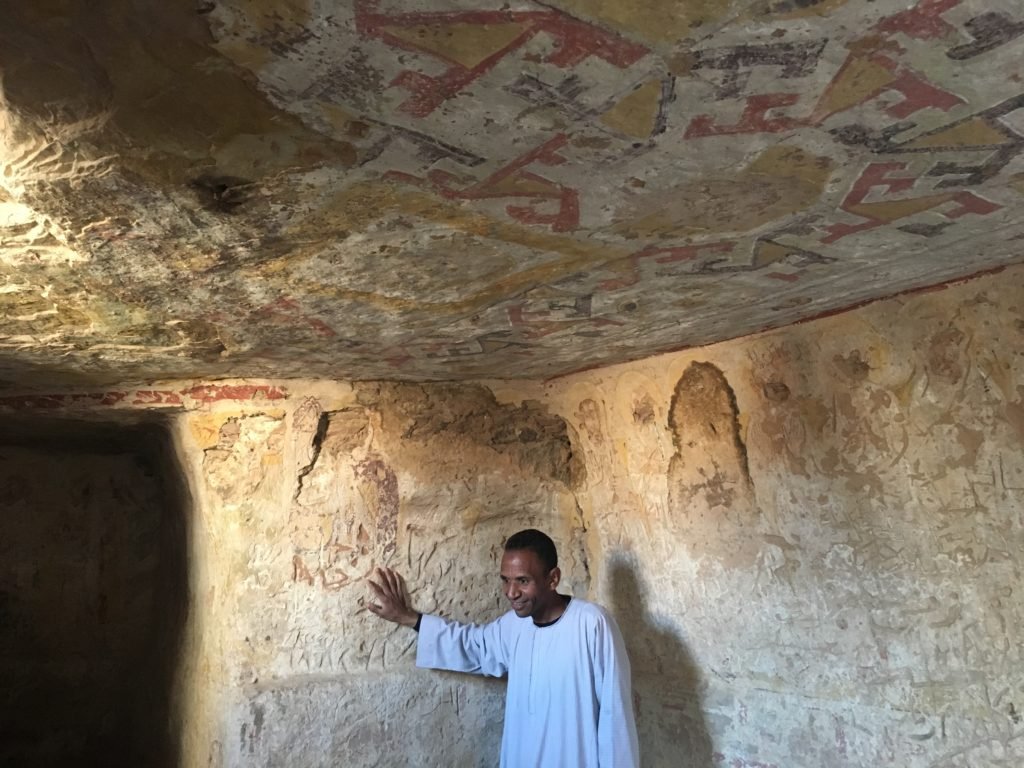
[
  {"left": 379, "top": 22, "right": 529, "bottom": 68},
  {"left": 614, "top": 146, "right": 834, "bottom": 238},
  {"left": 600, "top": 80, "right": 664, "bottom": 139}
]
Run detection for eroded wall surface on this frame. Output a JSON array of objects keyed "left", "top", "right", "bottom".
[
  {"left": 2, "top": 266, "right": 1021, "bottom": 767},
  {"left": 168, "top": 381, "right": 586, "bottom": 767},
  {"left": 522, "top": 266, "right": 1024, "bottom": 766}
]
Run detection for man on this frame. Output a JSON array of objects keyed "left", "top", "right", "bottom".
[{"left": 368, "top": 528, "right": 640, "bottom": 767}]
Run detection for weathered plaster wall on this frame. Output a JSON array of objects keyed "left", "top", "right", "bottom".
[
  {"left": 0, "top": 421, "right": 187, "bottom": 768},
  {"left": 2, "top": 265, "right": 1021, "bottom": 767},
  {"left": 500, "top": 265, "right": 1024, "bottom": 767},
  {"left": 166, "top": 381, "right": 587, "bottom": 767}
]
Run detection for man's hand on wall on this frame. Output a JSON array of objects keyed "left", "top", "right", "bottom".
[{"left": 367, "top": 567, "right": 420, "bottom": 628}]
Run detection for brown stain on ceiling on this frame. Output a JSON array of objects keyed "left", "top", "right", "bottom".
[
  {"left": 208, "top": 0, "right": 315, "bottom": 71},
  {"left": 548, "top": 0, "right": 734, "bottom": 43},
  {"left": 613, "top": 146, "right": 835, "bottom": 238},
  {"left": 381, "top": 22, "right": 532, "bottom": 68},
  {"left": 549, "top": 0, "right": 853, "bottom": 46},
  {"left": 1, "top": 1, "right": 354, "bottom": 189},
  {"left": 269, "top": 180, "right": 633, "bottom": 313},
  {"left": 1, "top": 0, "right": 1024, "bottom": 388},
  {"left": 742, "top": 0, "right": 852, "bottom": 21}
]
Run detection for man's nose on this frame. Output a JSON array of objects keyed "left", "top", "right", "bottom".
[{"left": 506, "top": 583, "right": 520, "bottom": 600}]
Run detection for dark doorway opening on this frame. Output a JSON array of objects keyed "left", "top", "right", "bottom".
[{"left": 0, "top": 414, "right": 189, "bottom": 768}]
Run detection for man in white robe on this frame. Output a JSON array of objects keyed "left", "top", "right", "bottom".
[{"left": 369, "top": 528, "right": 640, "bottom": 768}]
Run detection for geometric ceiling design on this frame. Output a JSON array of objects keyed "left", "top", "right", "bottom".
[{"left": 1, "top": 0, "right": 1023, "bottom": 389}]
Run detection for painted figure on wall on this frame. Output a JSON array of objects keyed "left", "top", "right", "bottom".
[{"left": 368, "top": 528, "right": 639, "bottom": 767}]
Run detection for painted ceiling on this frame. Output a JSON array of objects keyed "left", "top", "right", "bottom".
[{"left": 1, "top": 0, "right": 1023, "bottom": 389}]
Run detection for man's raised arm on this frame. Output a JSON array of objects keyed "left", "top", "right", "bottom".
[{"left": 366, "top": 566, "right": 509, "bottom": 677}]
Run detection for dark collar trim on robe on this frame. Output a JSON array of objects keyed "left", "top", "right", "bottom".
[{"left": 533, "top": 596, "right": 572, "bottom": 628}]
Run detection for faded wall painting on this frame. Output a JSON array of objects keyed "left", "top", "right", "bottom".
[
  {"left": 172, "top": 382, "right": 585, "bottom": 766},
  {"left": 547, "top": 265, "right": 1024, "bottom": 767},
  {"left": 2, "top": 0, "right": 1023, "bottom": 385},
  {"left": 0, "top": 270, "right": 1021, "bottom": 767}
]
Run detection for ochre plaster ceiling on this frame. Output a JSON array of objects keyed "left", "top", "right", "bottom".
[{"left": 2, "top": 0, "right": 1023, "bottom": 388}]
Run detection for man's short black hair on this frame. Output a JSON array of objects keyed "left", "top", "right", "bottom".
[{"left": 504, "top": 529, "right": 558, "bottom": 572}]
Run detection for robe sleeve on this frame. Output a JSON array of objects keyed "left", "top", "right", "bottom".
[
  {"left": 594, "top": 612, "right": 641, "bottom": 768},
  {"left": 415, "top": 613, "right": 510, "bottom": 678}
]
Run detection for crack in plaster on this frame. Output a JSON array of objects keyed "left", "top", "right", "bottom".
[{"left": 293, "top": 410, "right": 330, "bottom": 502}]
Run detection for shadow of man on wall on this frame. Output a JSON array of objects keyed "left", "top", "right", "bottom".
[{"left": 609, "top": 556, "right": 714, "bottom": 768}]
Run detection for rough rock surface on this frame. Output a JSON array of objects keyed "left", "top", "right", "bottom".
[
  {"left": 2, "top": 0, "right": 1024, "bottom": 386},
  {"left": 1, "top": 265, "right": 1022, "bottom": 766},
  {"left": 545, "top": 265, "right": 1024, "bottom": 767}
]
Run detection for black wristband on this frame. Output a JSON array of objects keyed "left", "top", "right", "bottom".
[{"left": 413, "top": 613, "right": 422, "bottom": 632}]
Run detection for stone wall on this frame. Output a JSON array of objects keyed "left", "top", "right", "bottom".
[
  {"left": 170, "top": 382, "right": 585, "bottom": 767},
  {"left": 2, "top": 266, "right": 1021, "bottom": 767},
  {"left": 514, "top": 266, "right": 1024, "bottom": 767}
]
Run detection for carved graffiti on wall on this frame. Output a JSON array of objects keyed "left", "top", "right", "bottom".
[{"left": 287, "top": 406, "right": 400, "bottom": 593}]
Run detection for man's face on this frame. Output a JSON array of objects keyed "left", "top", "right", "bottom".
[{"left": 500, "top": 548, "right": 560, "bottom": 621}]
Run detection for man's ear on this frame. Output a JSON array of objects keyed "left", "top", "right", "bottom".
[{"left": 549, "top": 566, "right": 561, "bottom": 588}]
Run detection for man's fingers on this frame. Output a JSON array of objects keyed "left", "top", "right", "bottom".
[
  {"left": 366, "top": 567, "right": 414, "bottom": 624},
  {"left": 372, "top": 569, "right": 397, "bottom": 598},
  {"left": 385, "top": 568, "right": 401, "bottom": 596},
  {"left": 377, "top": 567, "right": 390, "bottom": 591}
]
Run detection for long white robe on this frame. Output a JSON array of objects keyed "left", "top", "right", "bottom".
[{"left": 416, "top": 598, "right": 640, "bottom": 768}]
